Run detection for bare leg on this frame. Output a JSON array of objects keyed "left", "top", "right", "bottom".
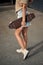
[
  {"left": 15, "top": 27, "right": 29, "bottom": 59},
  {"left": 22, "top": 27, "right": 28, "bottom": 49},
  {"left": 15, "top": 27, "right": 25, "bottom": 49}
]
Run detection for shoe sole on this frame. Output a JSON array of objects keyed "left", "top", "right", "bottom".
[{"left": 23, "top": 51, "right": 29, "bottom": 60}]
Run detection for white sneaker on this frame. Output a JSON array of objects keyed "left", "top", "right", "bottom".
[
  {"left": 16, "top": 49, "right": 22, "bottom": 53},
  {"left": 23, "top": 49, "right": 29, "bottom": 60}
]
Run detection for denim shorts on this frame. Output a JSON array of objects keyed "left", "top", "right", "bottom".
[{"left": 17, "top": 10, "right": 31, "bottom": 27}]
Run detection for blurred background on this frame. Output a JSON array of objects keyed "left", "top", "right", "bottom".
[
  {"left": 0, "top": 0, "right": 43, "bottom": 12},
  {"left": 0, "top": 0, "right": 16, "bottom": 5}
]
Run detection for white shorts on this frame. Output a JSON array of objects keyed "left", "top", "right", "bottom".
[{"left": 17, "top": 10, "right": 31, "bottom": 27}]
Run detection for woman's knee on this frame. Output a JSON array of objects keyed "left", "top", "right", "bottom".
[
  {"left": 15, "top": 31, "right": 18, "bottom": 36},
  {"left": 15, "top": 30, "right": 20, "bottom": 37}
]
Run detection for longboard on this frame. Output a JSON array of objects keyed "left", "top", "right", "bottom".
[{"left": 8, "top": 13, "right": 35, "bottom": 29}]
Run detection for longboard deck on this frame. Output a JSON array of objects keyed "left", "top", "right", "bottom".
[{"left": 8, "top": 13, "right": 35, "bottom": 29}]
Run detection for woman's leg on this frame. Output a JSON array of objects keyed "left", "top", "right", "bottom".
[
  {"left": 15, "top": 27, "right": 25, "bottom": 49},
  {"left": 22, "top": 27, "right": 28, "bottom": 49},
  {"left": 21, "top": 27, "right": 29, "bottom": 59},
  {"left": 15, "top": 27, "right": 29, "bottom": 59}
]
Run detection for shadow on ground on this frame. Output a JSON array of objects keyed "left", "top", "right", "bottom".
[{"left": 27, "top": 41, "right": 43, "bottom": 58}]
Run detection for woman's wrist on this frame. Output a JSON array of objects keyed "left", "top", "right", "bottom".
[{"left": 22, "top": 19, "right": 25, "bottom": 22}]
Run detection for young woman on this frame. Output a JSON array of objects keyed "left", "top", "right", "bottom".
[{"left": 15, "top": 0, "right": 32, "bottom": 60}]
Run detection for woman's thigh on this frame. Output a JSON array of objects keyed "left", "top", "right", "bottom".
[
  {"left": 22, "top": 27, "right": 28, "bottom": 36},
  {"left": 15, "top": 27, "right": 23, "bottom": 35}
]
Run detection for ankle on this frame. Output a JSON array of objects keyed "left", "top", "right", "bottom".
[{"left": 21, "top": 48, "right": 28, "bottom": 54}]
